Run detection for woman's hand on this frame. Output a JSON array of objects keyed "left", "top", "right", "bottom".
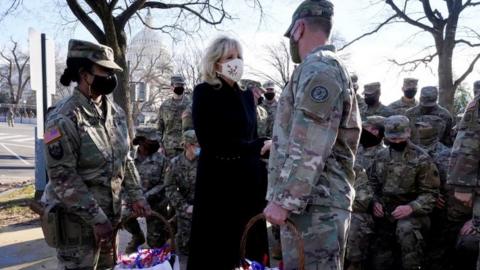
[{"left": 261, "top": 140, "right": 272, "bottom": 156}]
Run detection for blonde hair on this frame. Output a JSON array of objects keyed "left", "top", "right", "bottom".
[{"left": 201, "top": 36, "right": 243, "bottom": 88}]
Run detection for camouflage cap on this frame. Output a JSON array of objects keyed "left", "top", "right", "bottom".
[
  {"left": 284, "top": 0, "right": 334, "bottom": 37},
  {"left": 364, "top": 82, "right": 381, "bottom": 95},
  {"left": 403, "top": 78, "right": 419, "bottom": 89},
  {"left": 384, "top": 115, "right": 411, "bottom": 140},
  {"left": 363, "top": 115, "right": 385, "bottom": 129},
  {"left": 474, "top": 80, "right": 480, "bottom": 90},
  {"left": 263, "top": 80, "right": 275, "bottom": 89},
  {"left": 171, "top": 74, "right": 185, "bottom": 85},
  {"left": 182, "top": 130, "right": 198, "bottom": 145},
  {"left": 67, "top": 39, "right": 122, "bottom": 71},
  {"left": 420, "top": 86, "right": 438, "bottom": 107},
  {"left": 133, "top": 127, "right": 160, "bottom": 144}
]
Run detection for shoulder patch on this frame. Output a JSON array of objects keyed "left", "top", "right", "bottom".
[
  {"left": 310, "top": 86, "right": 329, "bottom": 103},
  {"left": 48, "top": 141, "right": 64, "bottom": 160},
  {"left": 44, "top": 127, "right": 62, "bottom": 144}
]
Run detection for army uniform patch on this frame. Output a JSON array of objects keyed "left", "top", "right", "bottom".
[
  {"left": 48, "top": 142, "right": 64, "bottom": 160},
  {"left": 44, "top": 127, "right": 62, "bottom": 144},
  {"left": 310, "top": 86, "right": 329, "bottom": 103}
]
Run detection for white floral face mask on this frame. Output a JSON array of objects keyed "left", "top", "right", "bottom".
[{"left": 218, "top": 58, "right": 244, "bottom": 82}]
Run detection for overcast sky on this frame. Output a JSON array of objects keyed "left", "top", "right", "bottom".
[{"left": 1, "top": 0, "right": 479, "bottom": 104}]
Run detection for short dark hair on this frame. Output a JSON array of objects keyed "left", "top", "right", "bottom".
[{"left": 304, "top": 17, "right": 332, "bottom": 38}]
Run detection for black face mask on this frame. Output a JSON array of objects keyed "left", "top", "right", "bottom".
[
  {"left": 360, "top": 129, "right": 383, "bottom": 148},
  {"left": 404, "top": 89, "right": 417, "bottom": 99},
  {"left": 388, "top": 140, "right": 408, "bottom": 152},
  {"left": 174, "top": 87, "right": 185, "bottom": 96},
  {"left": 257, "top": 96, "right": 264, "bottom": 105},
  {"left": 89, "top": 73, "right": 117, "bottom": 96},
  {"left": 364, "top": 96, "right": 379, "bottom": 106},
  {"left": 264, "top": 92, "right": 275, "bottom": 101}
]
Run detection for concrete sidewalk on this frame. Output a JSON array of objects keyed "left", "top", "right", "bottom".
[{"left": 0, "top": 219, "right": 187, "bottom": 270}]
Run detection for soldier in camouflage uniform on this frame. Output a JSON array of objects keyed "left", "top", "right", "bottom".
[
  {"left": 7, "top": 107, "right": 14, "bottom": 127},
  {"left": 406, "top": 86, "right": 454, "bottom": 146},
  {"left": 158, "top": 75, "right": 191, "bottom": 158},
  {"left": 351, "top": 73, "right": 367, "bottom": 115},
  {"left": 361, "top": 82, "right": 395, "bottom": 120},
  {"left": 123, "top": 127, "right": 169, "bottom": 253},
  {"left": 370, "top": 115, "right": 440, "bottom": 270},
  {"left": 387, "top": 78, "right": 419, "bottom": 115},
  {"left": 346, "top": 116, "right": 386, "bottom": 270},
  {"left": 447, "top": 87, "right": 480, "bottom": 269},
  {"left": 41, "top": 39, "right": 150, "bottom": 269},
  {"left": 261, "top": 80, "right": 278, "bottom": 137},
  {"left": 263, "top": 1, "right": 361, "bottom": 269},
  {"left": 165, "top": 130, "right": 199, "bottom": 255}
]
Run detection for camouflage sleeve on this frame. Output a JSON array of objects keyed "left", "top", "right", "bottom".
[
  {"left": 448, "top": 109, "right": 480, "bottom": 192},
  {"left": 269, "top": 68, "right": 344, "bottom": 213},
  {"left": 370, "top": 157, "right": 384, "bottom": 205},
  {"left": 122, "top": 154, "right": 144, "bottom": 203},
  {"left": 408, "top": 157, "right": 440, "bottom": 215},
  {"left": 352, "top": 165, "right": 374, "bottom": 212},
  {"left": 164, "top": 159, "right": 188, "bottom": 211},
  {"left": 182, "top": 104, "right": 193, "bottom": 132},
  {"left": 44, "top": 115, "right": 108, "bottom": 225}
]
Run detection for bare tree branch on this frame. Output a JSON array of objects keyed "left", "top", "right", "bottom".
[
  {"left": 385, "top": 0, "right": 436, "bottom": 33},
  {"left": 454, "top": 54, "right": 480, "bottom": 88},
  {"left": 117, "top": 0, "right": 146, "bottom": 28},
  {"left": 66, "top": 0, "right": 106, "bottom": 43},
  {"left": 340, "top": 14, "right": 397, "bottom": 51},
  {"left": 388, "top": 52, "right": 438, "bottom": 72},
  {"left": 455, "top": 39, "right": 480, "bottom": 47}
]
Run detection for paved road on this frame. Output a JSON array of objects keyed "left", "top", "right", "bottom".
[{"left": 0, "top": 123, "right": 35, "bottom": 183}]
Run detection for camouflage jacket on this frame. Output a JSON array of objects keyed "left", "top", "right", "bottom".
[
  {"left": 256, "top": 105, "right": 269, "bottom": 138},
  {"left": 448, "top": 96, "right": 480, "bottom": 192},
  {"left": 266, "top": 45, "right": 361, "bottom": 213},
  {"left": 360, "top": 102, "right": 395, "bottom": 121},
  {"left": 43, "top": 89, "right": 144, "bottom": 225},
  {"left": 158, "top": 96, "right": 191, "bottom": 151},
  {"left": 134, "top": 152, "right": 168, "bottom": 200},
  {"left": 387, "top": 97, "right": 418, "bottom": 116},
  {"left": 406, "top": 104, "right": 454, "bottom": 146},
  {"left": 356, "top": 143, "right": 386, "bottom": 178},
  {"left": 261, "top": 99, "right": 278, "bottom": 137},
  {"left": 371, "top": 141, "right": 440, "bottom": 216},
  {"left": 164, "top": 153, "right": 198, "bottom": 212},
  {"left": 418, "top": 141, "right": 450, "bottom": 190}
]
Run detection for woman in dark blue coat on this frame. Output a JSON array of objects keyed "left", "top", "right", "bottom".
[{"left": 187, "top": 36, "right": 269, "bottom": 270}]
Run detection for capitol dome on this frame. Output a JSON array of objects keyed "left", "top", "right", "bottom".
[{"left": 127, "top": 9, "right": 170, "bottom": 67}]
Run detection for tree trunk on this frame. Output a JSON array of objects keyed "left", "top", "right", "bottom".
[{"left": 437, "top": 51, "right": 455, "bottom": 113}]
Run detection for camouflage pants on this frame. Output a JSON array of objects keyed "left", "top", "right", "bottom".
[
  {"left": 473, "top": 196, "right": 480, "bottom": 270},
  {"left": 346, "top": 212, "right": 374, "bottom": 263},
  {"left": 372, "top": 216, "right": 429, "bottom": 270},
  {"left": 281, "top": 205, "right": 351, "bottom": 270},
  {"left": 175, "top": 212, "right": 192, "bottom": 255},
  {"left": 7, "top": 118, "right": 14, "bottom": 127}
]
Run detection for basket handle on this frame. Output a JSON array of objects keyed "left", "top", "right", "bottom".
[
  {"left": 240, "top": 213, "right": 304, "bottom": 270},
  {"left": 117, "top": 210, "right": 176, "bottom": 253}
]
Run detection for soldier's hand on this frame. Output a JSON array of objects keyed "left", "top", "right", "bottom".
[
  {"left": 373, "top": 202, "right": 384, "bottom": 218},
  {"left": 94, "top": 221, "right": 113, "bottom": 245},
  {"left": 454, "top": 192, "right": 473, "bottom": 207},
  {"left": 131, "top": 200, "right": 152, "bottom": 217},
  {"left": 261, "top": 140, "right": 272, "bottom": 156},
  {"left": 392, "top": 205, "right": 413, "bottom": 220},
  {"left": 436, "top": 194, "right": 446, "bottom": 209},
  {"left": 264, "top": 202, "right": 289, "bottom": 225},
  {"left": 186, "top": 205, "right": 193, "bottom": 215},
  {"left": 460, "top": 219, "right": 475, "bottom": 235}
]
